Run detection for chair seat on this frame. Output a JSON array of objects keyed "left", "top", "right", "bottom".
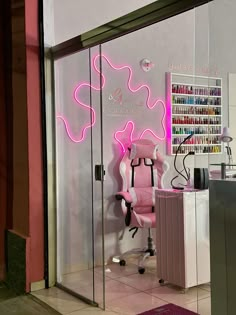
[{"left": 132, "top": 212, "right": 156, "bottom": 228}]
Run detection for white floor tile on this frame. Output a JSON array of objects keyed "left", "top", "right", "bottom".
[
  {"left": 71, "top": 279, "right": 139, "bottom": 305},
  {"left": 107, "top": 292, "right": 166, "bottom": 315},
  {"left": 67, "top": 306, "right": 118, "bottom": 315},
  {"left": 145, "top": 285, "right": 210, "bottom": 307},
  {"left": 116, "top": 272, "right": 160, "bottom": 291},
  {"left": 31, "top": 287, "right": 87, "bottom": 314},
  {"left": 199, "top": 283, "right": 211, "bottom": 292},
  {"left": 61, "top": 269, "right": 104, "bottom": 289},
  {"left": 32, "top": 279, "right": 211, "bottom": 315},
  {"left": 185, "top": 297, "right": 211, "bottom": 315},
  {"left": 94, "top": 263, "right": 138, "bottom": 279}
]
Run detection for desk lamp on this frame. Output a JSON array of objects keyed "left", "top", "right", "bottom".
[
  {"left": 220, "top": 127, "right": 233, "bottom": 167},
  {"left": 171, "top": 134, "right": 195, "bottom": 190}
]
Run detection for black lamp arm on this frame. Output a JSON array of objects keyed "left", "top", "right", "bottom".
[
  {"left": 173, "top": 139, "right": 191, "bottom": 182},
  {"left": 171, "top": 134, "right": 194, "bottom": 189}
]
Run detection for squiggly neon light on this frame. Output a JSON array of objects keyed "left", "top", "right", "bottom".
[
  {"left": 114, "top": 121, "right": 135, "bottom": 153},
  {"left": 114, "top": 121, "right": 167, "bottom": 153},
  {"left": 57, "top": 83, "right": 97, "bottom": 143},
  {"left": 57, "top": 54, "right": 166, "bottom": 146}
]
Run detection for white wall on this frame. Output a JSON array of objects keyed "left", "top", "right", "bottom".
[
  {"left": 52, "top": 0, "right": 157, "bottom": 44},
  {"left": 43, "top": 0, "right": 55, "bottom": 46},
  {"left": 228, "top": 74, "right": 236, "bottom": 161},
  {"left": 208, "top": 0, "right": 236, "bottom": 167}
]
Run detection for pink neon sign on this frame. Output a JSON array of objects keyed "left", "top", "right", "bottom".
[
  {"left": 57, "top": 54, "right": 166, "bottom": 149},
  {"left": 57, "top": 82, "right": 97, "bottom": 143},
  {"left": 114, "top": 121, "right": 135, "bottom": 153}
]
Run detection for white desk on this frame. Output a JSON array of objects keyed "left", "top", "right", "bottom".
[{"left": 155, "top": 189, "right": 210, "bottom": 289}]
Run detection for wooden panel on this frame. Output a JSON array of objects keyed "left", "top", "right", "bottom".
[
  {"left": 0, "top": 4, "right": 7, "bottom": 281},
  {"left": 12, "top": 1, "right": 26, "bottom": 74},
  {"left": 11, "top": 3, "right": 25, "bottom": 33}
]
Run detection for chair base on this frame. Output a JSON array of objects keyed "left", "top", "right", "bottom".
[{"left": 118, "top": 234, "right": 156, "bottom": 274}]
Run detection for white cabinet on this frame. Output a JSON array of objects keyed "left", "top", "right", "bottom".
[
  {"left": 166, "top": 72, "right": 223, "bottom": 155},
  {"left": 155, "top": 189, "right": 210, "bottom": 289}
]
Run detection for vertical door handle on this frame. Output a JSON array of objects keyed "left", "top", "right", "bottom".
[{"left": 95, "top": 165, "right": 105, "bottom": 181}]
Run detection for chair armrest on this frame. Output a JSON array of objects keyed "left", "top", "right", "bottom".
[
  {"left": 115, "top": 191, "right": 133, "bottom": 204},
  {"left": 116, "top": 191, "right": 133, "bottom": 227}
]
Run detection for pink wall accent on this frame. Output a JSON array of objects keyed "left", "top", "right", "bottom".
[
  {"left": 11, "top": 0, "right": 29, "bottom": 237},
  {"left": 25, "top": 0, "right": 44, "bottom": 284},
  {"left": 0, "top": 0, "right": 44, "bottom": 288}
]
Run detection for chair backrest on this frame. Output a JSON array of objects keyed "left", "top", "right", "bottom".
[
  {"left": 119, "top": 139, "right": 169, "bottom": 190},
  {"left": 118, "top": 139, "right": 169, "bottom": 216}
]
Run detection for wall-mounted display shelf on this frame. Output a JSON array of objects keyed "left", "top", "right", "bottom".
[{"left": 166, "top": 72, "right": 223, "bottom": 155}]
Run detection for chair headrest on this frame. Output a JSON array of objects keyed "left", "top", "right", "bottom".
[{"left": 129, "top": 140, "right": 158, "bottom": 160}]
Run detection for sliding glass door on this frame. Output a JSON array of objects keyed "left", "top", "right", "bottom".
[{"left": 54, "top": 47, "right": 105, "bottom": 308}]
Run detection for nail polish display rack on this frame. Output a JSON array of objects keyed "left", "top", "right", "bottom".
[{"left": 166, "top": 72, "right": 222, "bottom": 155}]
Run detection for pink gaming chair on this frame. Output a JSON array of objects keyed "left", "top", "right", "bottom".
[{"left": 116, "top": 139, "right": 169, "bottom": 274}]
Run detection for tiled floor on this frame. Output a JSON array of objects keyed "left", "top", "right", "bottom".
[
  {"left": 32, "top": 258, "right": 211, "bottom": 315},
  {"left": 0, "top": 282, "right": 61, "bottom": 315}
]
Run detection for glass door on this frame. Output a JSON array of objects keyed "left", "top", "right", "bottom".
[{"left": 54, "top": 46, "right": 105, "bottom": 308}]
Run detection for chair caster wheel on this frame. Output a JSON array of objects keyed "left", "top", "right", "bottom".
[
  {"left": 159, "top": 279, "right": 164, "bottom": 284},
  {"left": 138, "top": 267, "right": 145, "bottom": 274},
  {"left": 119, "top": 259, "right": 126, "bottom": 266}
]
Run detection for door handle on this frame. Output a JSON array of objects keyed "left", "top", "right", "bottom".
[{"left": 95, "top": 164, "right": 105, "bottom": 181}]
